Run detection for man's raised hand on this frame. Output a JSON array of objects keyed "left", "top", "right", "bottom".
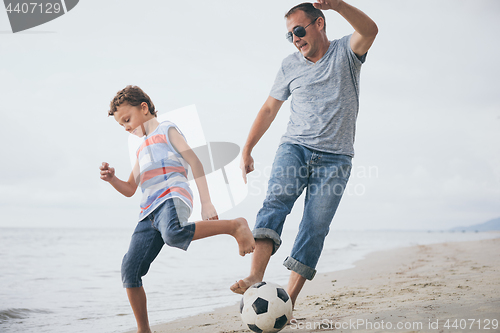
[{"left": 313, "top": 0, "right": 343, "bottom": 11}]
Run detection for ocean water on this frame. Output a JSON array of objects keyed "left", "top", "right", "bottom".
[{"left": 0, "top": 227, "right": 498, "bottom": 333}]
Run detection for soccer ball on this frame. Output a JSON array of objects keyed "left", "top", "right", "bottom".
[{"left": 240, "top": 282, "right": 293, "bottom": 333}]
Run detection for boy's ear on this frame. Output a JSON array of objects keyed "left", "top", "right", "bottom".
[{"left": 141, "top": 101, "right": 149, "bottom": 114}]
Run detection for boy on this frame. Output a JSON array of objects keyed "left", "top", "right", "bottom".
[{"left": 100, "top": 85, "right": 255, "bottom": 333}]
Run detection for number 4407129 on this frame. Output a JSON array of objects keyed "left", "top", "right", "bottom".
[
  {"left": 444, "top": 319, "right": 498, "bottom": 330},
  {"left": 5, "top": 2, "right": 62, "bottom": 14}
]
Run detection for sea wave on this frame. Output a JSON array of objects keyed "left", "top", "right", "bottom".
[{"left": 0, "top": 308, "right": 52, "bottom": 322}]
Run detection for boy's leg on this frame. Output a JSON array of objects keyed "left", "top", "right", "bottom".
[
  {"left": 126, "top": 287, "right": 151, "bottom": 333},
  {"left": 156, "top": 198, "right": 255, "bottom": 255},
  {"left": 192, "top": 217, "right": 255, "bottom": 256},
  {"left": 122, "top": 218, "right": 164, "bottom": 333}
]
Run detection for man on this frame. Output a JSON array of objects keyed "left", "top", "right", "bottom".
[{"left": 230, "top": 0, "right": 378, "bottom": 309}]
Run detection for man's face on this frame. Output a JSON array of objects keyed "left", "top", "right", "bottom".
[{"left": 286, "top": 10, "right": 323, "bottom": 61}]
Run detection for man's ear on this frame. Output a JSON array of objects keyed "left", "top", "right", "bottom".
[{"left": 317, "top": 17, "right": 325, "bottom": 31}]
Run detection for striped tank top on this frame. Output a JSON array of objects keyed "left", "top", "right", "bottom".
[{"left": 137, "top": 121, "right": 193, "bottom": 221}]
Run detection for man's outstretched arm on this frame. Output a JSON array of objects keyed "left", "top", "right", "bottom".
[
  {"left": 240, "top": 96, "right": 284, "bottom": 183},
  {"left": 314, "top": 0, "right": 378, "bottom": 56}
]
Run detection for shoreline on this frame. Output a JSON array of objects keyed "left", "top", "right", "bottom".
[{"left": 125, "top": 237, "right": 500, "bottom": 333}]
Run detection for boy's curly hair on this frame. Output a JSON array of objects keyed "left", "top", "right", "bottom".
[{"left": 109, "top": 85, "right": 157, "bottom": 117}]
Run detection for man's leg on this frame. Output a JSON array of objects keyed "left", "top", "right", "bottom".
[
  {"left": 283, "top": 153, "right": 352, "bottom": 305},
  {"left": 287, "top": 271, "right": 306, "bottom": 309},
  {"left": 126, "top": 287, "right": 151, "bottom": 333},
  {"left": 231, "top": 144, "right": 309, "bottom": 294},
  {"left": 230, "top": 238, "right": 274, "bottom": 293}
]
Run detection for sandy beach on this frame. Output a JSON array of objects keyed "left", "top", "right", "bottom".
[{"left": 128, "top": 237, "right": 500, "bottom": 333}]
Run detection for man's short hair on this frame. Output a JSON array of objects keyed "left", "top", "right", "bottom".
[{"left": 285, "top": 3, "right": 326, "bottom": 31}]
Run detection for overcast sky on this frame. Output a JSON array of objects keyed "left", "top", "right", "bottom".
[{"left": 0, "top": 0, "right": 499, "bottom": 231}]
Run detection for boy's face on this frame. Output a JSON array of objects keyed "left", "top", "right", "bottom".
[{"left": 113, "top": 102, "right": 150, "bottom": 137}]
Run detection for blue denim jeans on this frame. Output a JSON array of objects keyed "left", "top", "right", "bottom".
[
  {"left": 121, "top": 198, "right": 194, "bottom": 288},
  {"left": 254, "top": 143, "right": 352, "bottom": 280}
]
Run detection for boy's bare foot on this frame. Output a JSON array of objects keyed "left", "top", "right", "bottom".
[
  {"left": 233, "top": 218, "right": 255, "bottom": 256},
  {"left": 230, "top": 276, "right": 261, "bottom": 294}
]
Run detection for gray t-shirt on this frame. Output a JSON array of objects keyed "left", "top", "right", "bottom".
[{"left": 270, "top": 34, "right": 365, "bottom": 157}]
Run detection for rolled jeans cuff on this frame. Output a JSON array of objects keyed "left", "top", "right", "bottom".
[
  {"left": 253, "top": 228, "right": 282, "bottom": 255},
  {"left": 283, "top": 256, "right": 316, "bottom": 280}
]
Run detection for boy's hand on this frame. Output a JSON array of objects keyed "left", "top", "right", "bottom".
[
  {"left": 99, "top": 162, "right": 115, "bottom": 182},
  {"left": 201, "top": 202, "right": 219, "bottom": 220}
]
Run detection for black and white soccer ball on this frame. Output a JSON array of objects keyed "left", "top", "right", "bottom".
[{"left": 240, "top": 281, "right": 293, "bottom": 333}]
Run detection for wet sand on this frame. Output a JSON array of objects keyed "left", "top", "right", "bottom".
[{"left": 127, "top": 237, "right": 500, "bottom": 333}]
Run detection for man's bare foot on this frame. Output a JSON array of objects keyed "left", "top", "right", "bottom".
[
  {"left": 230, "top": 276, "right": 261, "bottom": 294},
  {"left": 136, "top": 329, "right": 152, "bottom": 333},
  {"left": 233, "top": 218, "right": 255, "bottom": 256}
]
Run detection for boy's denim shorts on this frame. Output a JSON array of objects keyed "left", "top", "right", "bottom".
[
  {"left": 121, "top": 197, "right": 194, "bottom": 288},
  {"left": 253, "top": 143, "right": 352, "bottom": 281}
]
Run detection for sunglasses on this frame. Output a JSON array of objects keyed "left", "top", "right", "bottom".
[{"left": 286, "top": 17, "right": 318, "bottom": 43}]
